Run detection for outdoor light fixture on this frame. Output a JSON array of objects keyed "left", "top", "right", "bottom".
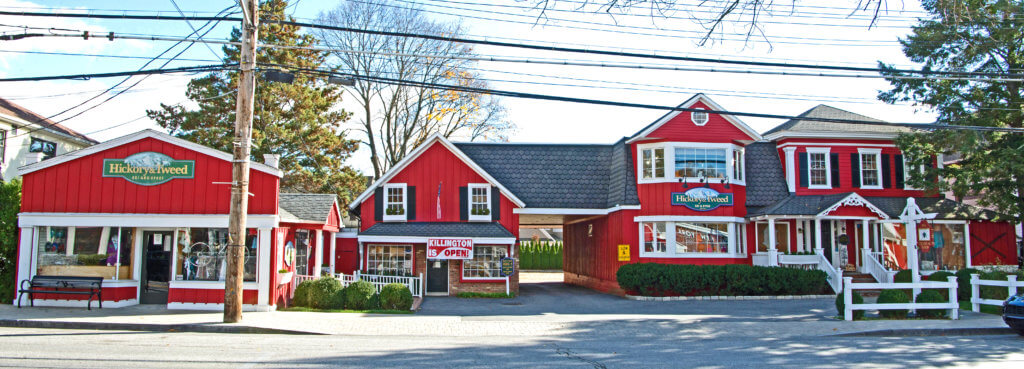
[{"left": 262, "top": 69, "right": 294, "bottom": 84}]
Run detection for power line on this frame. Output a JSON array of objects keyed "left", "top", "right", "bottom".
[
  {"left": 0, "top": 64, "right": 230, "bottom": 82},
  {"left": 168, "top": 0, "right": 221, "bottom": 59},
  {"left": 0, "top": 49, "right": 220, "bottom": 63},
  {"left": 1, "top": 11, "right": 1017, "bottom": 78}
]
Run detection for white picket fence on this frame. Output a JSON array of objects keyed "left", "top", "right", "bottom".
[
  {"left": 970, "top": 274, "right": 1022, "bottom": 312},
  {"left": 293, "top": 274, "right": 317, "bottom": 285},
  {"left": 842, "top": 276, "right": 959, "bottom": 321},
  {"left": 336, "top": 271, "right": 424, "bottom": 298}
]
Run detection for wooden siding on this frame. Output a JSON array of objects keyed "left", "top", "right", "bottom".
[
  {"left": 969, "top": 221, "right": 1018, "bottom": 265},
  {"left": 780, "top": 139, "right": 933, "bottom": 198},
  {"left": 643, "top": 101, "right": 757, "bottom": 143},
  {"left": 31, "top": 286, "right": 136, "bottom": 302},
  {"left": 167, "top": 288, "right": 258, "bottom": 304}
]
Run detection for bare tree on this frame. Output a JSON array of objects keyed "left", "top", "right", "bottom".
[{"left": 317, "top": 0, "right": 514, "bottom": 179}]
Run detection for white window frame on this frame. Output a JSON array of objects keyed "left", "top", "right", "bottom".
[
  {"left": 806, "top": 147, "right": 831, "bottom": 189},
  {"left": 636, "top": 142, "right": 745, "bottom": 186},
  {"left": 639, "top": 146, "right": 665, "bottom": 180},
  {"left": 691, "top": 109, "right": 709, "bottom": 126},
  {"left": 467, "top": 183, "right": 491, "bottom": 222},
  {"left": 754, "top": 221, "right": 790, "bottom": 253},
  {"left": 902, "top": 156, "right": 925, "bottom": 190},
  {"left": 858, "top": 148, "right": 883, "bottom": 189},
  {"left": 382, "top": 183, "right": 407, "bottom": 222},
  {"left": 637, "top": 220, "right": 739, "bottom": 258},
  {"left": 732, "top": 148, "right": 744, "bottom": 182},
  {"left": 461, "top": 245, "right": 509, "bottom": 280},
  {"left": 365, "top": 244, "right": 413, "bottom": 276}
]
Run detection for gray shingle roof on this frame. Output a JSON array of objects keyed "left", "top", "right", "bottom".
[
  {"left": 454, "top": 141, "right": 639, "bottom": 209},
  {"left": 279, "top": 193, "right": 338, "bottom": 224},
  {"left": 743, "top": 142, "right": 790, "bottom": 207},
  {"left": 361, "top": 222, "right": 515, "bottom": 238},
  {"left": 763, "top": 105, "right": 911, "bottom": 136},
  {"left": 748, "top": 193, "right": 1004, "bottom": 220}
]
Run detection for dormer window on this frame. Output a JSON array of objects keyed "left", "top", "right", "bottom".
[
  {"left": 638, "top": 143, "right": 744, "bottom": 185},
  {"left": 691, "top": 109, "right": 709, "bottom": 126},
  {"left": 383, "top": 183, "right": 407, "bottom": 222},
  {"left": 468, "top": 183, "right": 491, "bottom": 221}
]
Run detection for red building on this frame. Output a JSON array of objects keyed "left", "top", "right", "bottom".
[
  {"left": 14, "top": 129, "right": 341, "bottom": 309},
  {"left": 351, "top": 94, "right": 1018, "bottom": 295}
]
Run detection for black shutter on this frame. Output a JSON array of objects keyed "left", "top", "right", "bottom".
[
  {"left": 881, "top": 154, "right": 892, "bottom": 188},
  {"left": 850, "top": 153, "right": 861, "bottom": 188},
  {"left": 459, "top": 186, "right": 468, "bottom": 221},
  {"left": 798, "top": 153, "right": 808, "bottom": 188},
  {"left": 374, "top": 187, "right": 383, "bottom": 222},
  {"left": 894, "top": 154, "right": 905, "bottom": 189},
  {"left": 491, "top": 186, "right": 501, "bottom": 221},
  {"left": 407, "top": 186, "right": 416, "bottom": 220},
  {"left": 822, "top": 221, "right": 833, "bottom": 260},
  {"left": 830, "top": 153, "right": 840, "bottom": 188}
]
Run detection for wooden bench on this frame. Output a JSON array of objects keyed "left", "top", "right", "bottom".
[{"left": 18, "top": 276, "right": 104, "bottom": 310}]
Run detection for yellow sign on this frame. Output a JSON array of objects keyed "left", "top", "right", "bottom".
[{"left": 617, "top": 244, "right": 630, "bottom": 262}]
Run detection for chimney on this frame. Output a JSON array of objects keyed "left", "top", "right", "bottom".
[
  {"left": 263, "top": 154, "right": 280, "bottom": 168},
  {"left": 24, "top": 152, "right": 46, "bottom": 165}
]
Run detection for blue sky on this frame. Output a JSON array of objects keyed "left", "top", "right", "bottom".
[{"left": 0, "top": 0, "right": 935, "bottom": 174}]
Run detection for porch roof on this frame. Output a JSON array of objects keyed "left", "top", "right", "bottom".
[
  {"left": 748, "top": 194, "right": 1005, "bottom": 221},
  {"left": 360, "top": 222, "right": 516, "bottom": 239}
]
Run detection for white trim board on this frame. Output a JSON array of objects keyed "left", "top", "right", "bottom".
[
  {"left": 168, "top": 281, "right": 260, "bottom": 290},
  {"left": 513, "top": 205, "right": 641, "bottom": 215},
  {"left": 357, "top": 235, "right": 517, "bottom": 244},
  {"left": 627, "top": 94, "right": 762, "bottom": 144},
  {"left": 17, "top": 129, "right": 284, "bottom": 177},
  {"left": 776, "top": 142, "right": 897, "bottom": 149},
  {"left": 349, "top": 133, "right": 526, "bottom": 209},
  {"left": 634, "top": 216, "right": 746, "bottom": 223},
  {"left": 763, "top": 131, "right": 900, "bottom": 141},
  {"left": 18, "top": 212, "right": 280, "bottom": 228}
]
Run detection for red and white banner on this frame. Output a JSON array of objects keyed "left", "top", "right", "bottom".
[{"left": 427, "top": 238, "right": 474, "bottom": 259}]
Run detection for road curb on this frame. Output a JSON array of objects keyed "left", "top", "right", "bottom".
[
  {"left": 835, "top": 327, "right": 1016, "bottom": 337},
  {"left": 0, "top": 319, "right": 325, "bottom": 335},
  {"left": 625, "top": 294, "right": 835, "bottom": 301}
]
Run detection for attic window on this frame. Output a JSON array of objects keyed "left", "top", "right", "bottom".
[{"left": 691, "top": 109, "right": 709, "bottom": 126}]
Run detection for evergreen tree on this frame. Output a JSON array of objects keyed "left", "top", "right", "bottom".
[{"left": 148, "top": 0, "right": 364, "bottom": 206}]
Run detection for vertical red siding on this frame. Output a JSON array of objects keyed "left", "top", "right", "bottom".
[
  {"left": 644, "top": 101, "right": 757, "bottom": 143},
  {"left": 969, "top": 221, "right": 1018, "bottom": 266}
]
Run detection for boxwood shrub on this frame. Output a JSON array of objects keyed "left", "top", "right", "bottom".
[
  {"left": 877, "top": 289, "right": 910, "bottom": 319},
  {"left": 379, "top": 283, "right": 413, "bottom": 310},
  {"left": 292, "top": 280, "right": 313, "bottom": 307},
  {"left": 914, "top": 289, "right": 948, "bottom": 318},
  {"left": 616, "top": 263, "right": 828, "bottom": 296},
  {"left": 835, "top": 292, "right": 865, "bottom": 320},
  {"left": 954, "top": 268, "right": 981, "bottom": 301},
  {"left": 306, "top": 277, "right": 345, "bottom": 310},
  {"left": 344, "top": 280, "right": 379, "bottom": 310}
]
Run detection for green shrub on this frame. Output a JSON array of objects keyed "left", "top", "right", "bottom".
[
  {"left": 379, "top": 283, "right": 413, "bottom": 310},
  {"left": 927, "top": 271, "right": 955, "bottom": 283},
  {"left": 305, "top": 277, "right": 344, "bottom": 310},
  {"left": 367, "top": 292, "right": 381, "bottom": 310},
  {"left": 835, "top": 292, "right": 865, "bottom": 320},
  {"left": 327, "top": 287, "right": 347, "bottom": 310},
  {"left": 954, "top": 268, "right": 981, "bottom": 301},
  {"left": 616, "top": 263, "right": 827, "bottom": 296},
  {"left": 914, "top": 290, "right": 948, "bottom": 318},
  {"left": 877, "top": 289, "right": 910, "bottom": 319},
  {"left": 344, "top": 280, "right": 378, "bottom": 310},
  {"left": 979, "top": 271, "right": 1011, "bottom": 301},
  {"left": 0, "top": 180, "right": 21, "bottom": 304},
  {"left": 292, "top": 280, "right": 314, "bottom": 307},
  {"left": 893, "top": 269, "right": 913, "bottom": 283}
]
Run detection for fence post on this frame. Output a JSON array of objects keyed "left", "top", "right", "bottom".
[
  {"left": 419, "top": 272, "right": 424, "bottom": 297},
  {"left": 948, "top": 277, "right": 959, "bottom": 320},
  {"left": 844, "top": 276, "right": 854, "bottom": 321},
  {"left": 1008, "top": 275, "right": 1018, "bottom": 299},
  {"left": 971, "top": 274, "right": 980, "bottom": 313}
]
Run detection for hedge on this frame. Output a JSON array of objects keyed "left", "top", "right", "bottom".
[
  {"left": 877, "top": 289, "right": 910, "bottom": 319},
  {"left": 616, "top": 263, "right": 828, "bottom": 296},
  {"left": 345, "top": 280, "right": 379, "bottom": 310},
  {"left": 519, "top": 241, "right": 562, "bottom": 270},
  {"left": 0, "top": 180, "right": 18, "bottom": 304},
  {"left": 915, "top": 290, "right": 948, "bottom": 318},
  {"left": 379, "top": 283, "right": 413, "bottom": 310},
  {"left": 835, "top": 292, "right": 865, "bottom": 320}
]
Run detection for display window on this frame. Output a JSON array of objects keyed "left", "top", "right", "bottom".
[
  {"left": 35, "top": 226, "right": 134, "bottom": 280},
  {"left": 175, "top": 228, "right": 258, "bottom": 281},
  {"left": 641, "top": 221, "right": 737, "bottom": 257},
  {"left": 756, "top": 222, "right": 790, "bottom": 253},
  {"left": 919, "top": 223, "right": 966, "bottom": 271},
  {"left": 462, "top": 245, "right": 508, "bottom": 279},
  {"left": 366, "top": 244, "right": 413, "bottom": 276}
]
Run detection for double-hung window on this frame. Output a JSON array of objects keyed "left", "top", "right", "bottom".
[
  {"left": 383, "top": 183, "right": 407, "bottom": 222},
  {"left": 859, "top": 149, "right": 882, "bottom": 189},
  {"left": 640, "top": 147, "right": 665, "bottom": 179},
  {"left": 806, "top": 148, "right": 831, "bottom": 188},
  {"left": 732, "top": 149, "right": 744, "bottom": 181},
  {"left": 462, "top": 245, "right": 508, "bottom": 279},
  {"left": 902, "top": 156, "right": 926, "bottom": 190},
  {"left": 468, "top": 183, "right": 491, "bottom": 221},
  {"left": 0, "top": 129, "right": 6, "bottom": 164}
]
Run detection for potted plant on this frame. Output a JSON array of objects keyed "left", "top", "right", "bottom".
[
  {"left": 277, "top": 268, "right": 293, "bottom": 285},
  {"left": 385, "top": 207, "right": 405, "bottom": 216},
  {"left": 471, "top": 208, "right": 491, "bottom": 216}
]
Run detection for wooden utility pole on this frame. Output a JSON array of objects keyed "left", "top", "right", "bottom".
[{"left": 225, "top": 0, "right": 259, "bottom": 323}]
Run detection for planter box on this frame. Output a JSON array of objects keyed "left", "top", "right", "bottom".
[
  {"left": 779, "top": 254, "right": 818, "bottom": 265},
  {"left": 277, "top": 271, "right": 293, "bottom": 285}
]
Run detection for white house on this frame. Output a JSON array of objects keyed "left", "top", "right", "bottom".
[{"left": 0, "top": 97, "right": 97, "bottom": 181}]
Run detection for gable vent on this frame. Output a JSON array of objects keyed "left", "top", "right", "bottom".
[{"left": 691, "top": 110, "right": 709, "bottom": 126}]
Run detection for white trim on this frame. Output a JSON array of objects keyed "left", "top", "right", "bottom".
[
  {"left": 257, "top": 228, "right": 271, "bottom": 305},
  {"left": 14, "top": 227, "right": 33, "bottom": 304},
  {"left": 17, "top": 129, "right": 283, "bottom": 177},
  {"left": 513, "top": 205, "right": 641, "bottom": 215},
  {"left": 350, "top": 133, "right": 526, "bottom": 209},
  {"left": 357, "top": 235, "right": 516, "bottom": 244},
  {"left": 690, "top": 109, "right": 709, "bottom": 126},
  {"left": 335, "top": 230, "right": 358, "bottom": 238},
  {"left": 637, "top": 221, "right": 742, "bottom": 258},
  {"left": 634, "top": 215, "right": 745, "bottom": 223},
  {"left": 169, "top": 281, "right": 260, "bottom": 289},
  {"left": 467, "top": 183, "right": 492, "bottom": 222},
  {"left": 627, "top": 94, "right": 762, "bottom": 143},
  {"left": 167, "top": 302, "right": 271, "bottom": 311},
  {"left": 382, "top": 183, "right": 408, "bottom": 222},
  {"left": 636, "top": 142, "right": 747, "bottom": 185},
  {"left": 764, "top": 131, "right": 900, "bottom": 141},
  {"left": 857, "top": 148, "right": 883, "bottom": 189},
  {"left": 424, "top": 259, "right": 450, "bottom": 296},
  {"left": 22, "top": 299, "right": 139, "bottom": 308},
  {"left": 816, "top": 193, "right": 890, "bottom": 219},
  {"left": 0, "top": 112, "right": 95, "bottom": 147},
  {"left": 805, "top": 147, "right": 832, "bottom": 189},
  {"left": 460, "top": 244, "right": 511, "bottom": 281},
  {"left": 755, "top": 221, "right": 790, "bottom": 252},
  {"left": 782, "top": 147, "right": 797, "bottom": 193},
  {"left": 18, "top": 212, "right": 279, "bottom": 229},
  {"left": 776, "top": 142, "right": 897, "bottom": 149}
]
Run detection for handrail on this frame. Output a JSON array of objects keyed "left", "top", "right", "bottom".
[
  {"left": 816, "top": 252, "right": 842, "bottom": 293},
  {"left": 863, "top": 252, "right": 896, "bottom": 284}
]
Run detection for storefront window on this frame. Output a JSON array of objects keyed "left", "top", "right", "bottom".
[
  {"left": 176, "top": 228, "right": 257, "bottom": 281},
  {"left": 756, "top": 222, "right": 790, "bottom": 253},
  {"left": 675, "top": 148, "right": 727, "bottom": 179},
  {"left": 463, "top": 245, "right": 508, "bottom": 279},
  {"left": 675, "top": 223, "right": 729, "bottom": 254},
  {"left": 36, "top": 226, "right": 134, "bottom": 280},
  {"left": 920, "top": 223, "right": 967, "bottom": 271},
  {"left": 366, "top": 245, "right": 412, "bottom": 276},
  {"left": 642, "top": 222, "right": 667, "bottom": 253}
]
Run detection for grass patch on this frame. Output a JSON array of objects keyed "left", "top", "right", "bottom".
[
  {"left": 959, "top": 300, "right": 1002, "bottom": 315},
  {"left": 280, "top": 306, "right": 414, "bottom": 314},
  {"left": 456, "top": 292, "right": 516, "bottom": 298}
]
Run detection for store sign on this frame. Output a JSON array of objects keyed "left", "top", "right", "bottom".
[
  {"left": 671, "top": 187, "right": 733, "bottom": 211},
  {"left": 917, "top": 221, "right": 934, "bottom": 252},
  {"left": 427, "top": 238, "right": 474, "bottom": 259},
  {"left": 617, "top": 244, "right": 630, "bottom": 261},
  {"left": 500, "top": 257, "right": 515, "bottom": 277},
  {"left": 103, "top": 151, "right": 194, "bottom": 186}
]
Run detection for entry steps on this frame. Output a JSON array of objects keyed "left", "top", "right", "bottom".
[{"left": 843, "top": 272, "right": 881, "bottom": 298}]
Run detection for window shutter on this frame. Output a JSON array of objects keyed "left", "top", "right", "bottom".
[
  {"left": 407, "top": 186, "right": 416, "bottom": 221},
  {"left": 374, "top": 187, "right": 383, "bottom": 222},
  {"left": 459, "top": 186, "right": 468, "bottom": 221},
  {"left": 830, "top": 153, "right": 840, "bottom": 188},
  {"left": 894, "top": 154, "right": 905, "bottom": 189},
  {"left": 881, "top": 154, "right": 892, "bottom": 188},
  {"left": 798, "top": 153, "right": 808, "bottom": 188},
  {"left": 491, "top": 186, "right": 500, "bottom": 221},
  {"left": 850, "top": 153, "right": 861, "bottom": 188}
]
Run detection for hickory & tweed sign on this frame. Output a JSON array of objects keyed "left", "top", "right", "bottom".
[
  {"left": 671, "top": 187, "right": 734, "bottom": 211},
  {"left": 103, "top": 151, "right": 195, "bottom": 186}
]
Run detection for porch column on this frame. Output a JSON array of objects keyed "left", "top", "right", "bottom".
[
  {"left": 15, "top": 227, "right": 34, "bottom": 305},
  {"left": 861, "top": 219, "right": 871, "bottom": 272},
  {"left": 329, "top": 232, "right": 337, "bottom": 275},
  {"left": 768, "top": 218, "right": 779, "bottom": 266},
  {"left": 313, "top": 230, "right": 324, "bottom": 276},
  {"left": 814, "top": 218, "right": 823, "bottom": 255},
  {"left": 257, "top": 228, "right": 272, "bottom": 307},
  {"left": 795, "top": 221, "right": 804, "bottom": 252}
]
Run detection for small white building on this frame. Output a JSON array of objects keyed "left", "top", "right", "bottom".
[{"left": 1, "top": 98, "right": 97, "bottom": 181}]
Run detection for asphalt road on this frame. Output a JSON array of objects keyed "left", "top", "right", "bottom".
[{"left": 0, "top": 327, "right": 1020, "bottom": 368}]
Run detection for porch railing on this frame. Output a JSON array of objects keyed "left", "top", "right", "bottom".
[
  {"left": 335, "top": 271, "right": 424, "bottom": 298},
  {"left": 842, "top": 276, "right": 959, "bottom": 321},
  {"left": 293, "top": 274, "right": 317, "bottom": 286},
  {"left": 864, "top": 252, "right": 896, "bottom": 284},
  {"left": 970, "top": 274, "right": 1022, "bottom": 312},
  {"left": 751, "top": 253, "right": 770, "bottom": 267},
  {"left": 816, "top": 252, "right": 842, "bottom": 293}
]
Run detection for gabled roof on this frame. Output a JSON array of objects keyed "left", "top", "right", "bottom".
[
  {"left": 360, "top": 222, "right": 515, "bottom": 239},
  {"left": 0, "top": 97, "right": 97, "bottom": 144},
  {"left": 627, "top": 94, "right": 761, "bottom": 143},
  {"left": 279, "top": 193, "right": 339, "bottom": 224},
  {"left": 349, "top": 133, "right": 527, "bottom": 210},
  {"left": 17, "top": 129, "right": 283, "bottom": 177},
  {"left": 762, "top": 105, "right": 912, "bottom": 140}
]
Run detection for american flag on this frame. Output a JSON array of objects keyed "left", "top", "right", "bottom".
[{"left": 436, "top": 181, "right": 443, "bottom": 220}]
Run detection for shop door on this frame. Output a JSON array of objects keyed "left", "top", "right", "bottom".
[
  {"left": 295, "top": 230, "right": 309, "bottom": 276},
  {"left": 141, "top": 231, "right": 173, "bottom": 304},
  {"left": 426, "top": 260, "right": 448, "bottom": 294}
]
